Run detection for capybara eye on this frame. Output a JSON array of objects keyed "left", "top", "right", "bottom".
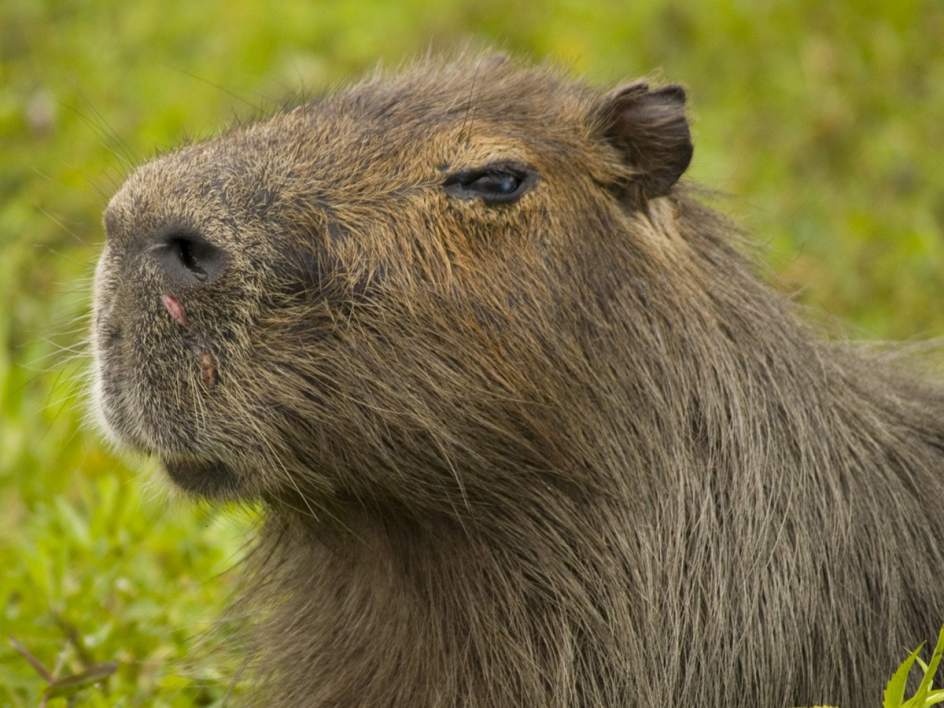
[
  {"left": 470, "top": 172, "right": 519, "bottom": 195},
  {"left": 443, "top": 161, "right": 538, "bottom": 205}
]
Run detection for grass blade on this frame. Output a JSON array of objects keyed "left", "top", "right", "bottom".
[
  {"left": 910, "top": 627, "right": 944, "bottom": 706},
  {"left": 43, "top": 662, "right": 118, "bottom": 699},
  {"left": 886, "top": 643, "right": 924, "bottom": 708}
]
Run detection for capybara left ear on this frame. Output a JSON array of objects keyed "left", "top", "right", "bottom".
[{"left": 595, "top": 81, "right": 693, "bottom": 202}]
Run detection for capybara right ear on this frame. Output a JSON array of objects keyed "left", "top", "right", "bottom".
[{"left": 594, "top": 81, "right": 694, "bottom": 203}]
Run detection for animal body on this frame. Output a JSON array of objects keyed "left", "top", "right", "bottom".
[{"left": 91, "top": 54, "right": 944, "bottom": 706}]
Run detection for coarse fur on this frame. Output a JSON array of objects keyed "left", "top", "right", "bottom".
[{"left": 90, "top": 53, "right": 944, "bottom": 706}]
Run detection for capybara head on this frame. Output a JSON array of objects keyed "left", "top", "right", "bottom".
[{"left": 91, "top": 55, "right": 693, "bottom": 506}]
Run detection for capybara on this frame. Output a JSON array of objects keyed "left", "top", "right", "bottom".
[{"left": 91, "top": 54, "right": 944, "bottom": 706}]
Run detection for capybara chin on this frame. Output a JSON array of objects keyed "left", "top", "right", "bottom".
[{"left": 90, "top": 53, "right": 944, "bottom": 706}]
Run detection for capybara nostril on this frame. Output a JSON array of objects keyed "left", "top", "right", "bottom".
[{"left": 154, "top": 228, "right": 226, "bottom": 286}]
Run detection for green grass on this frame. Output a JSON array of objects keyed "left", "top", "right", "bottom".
[
  {"left": 882, "top": 626, "right": 944, "bottom": 708},
  {"left": 2, "top": 0, "right": 943, "bottom": 703}
]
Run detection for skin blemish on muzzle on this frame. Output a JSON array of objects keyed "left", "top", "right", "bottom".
[
  {"left": 199, "top": 350, "right": 218, "bottom": 387},
  {"left": 161, "top": 293, "right": 218, "bottom": 387},
  {"left": 161, "top": 293, "right": 189, "bottom": 327}
]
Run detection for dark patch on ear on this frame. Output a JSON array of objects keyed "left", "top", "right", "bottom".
[{"left": 596, "top": 81, "right": 693, "bottom": 202}]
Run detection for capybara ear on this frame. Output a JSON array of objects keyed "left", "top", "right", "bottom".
[{"left": 594, "top": 81, "right": 693, "bottom": 201}]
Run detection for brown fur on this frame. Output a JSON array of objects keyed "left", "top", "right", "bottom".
[{"left": 90, "top": 54, "right": 944, "bottom": 706}]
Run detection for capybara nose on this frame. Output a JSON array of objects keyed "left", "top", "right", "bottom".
[{"left": 151, "top": 226, "right": 227, "bottom": 287}]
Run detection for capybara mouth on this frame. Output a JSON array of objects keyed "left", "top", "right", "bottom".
[{"left": 161, "top": 457, "right": 240, "bottom": 497}]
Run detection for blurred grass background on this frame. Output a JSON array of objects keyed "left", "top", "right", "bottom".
[{"left": 1, "top": 0, "right": 942, "bottom": 704}]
